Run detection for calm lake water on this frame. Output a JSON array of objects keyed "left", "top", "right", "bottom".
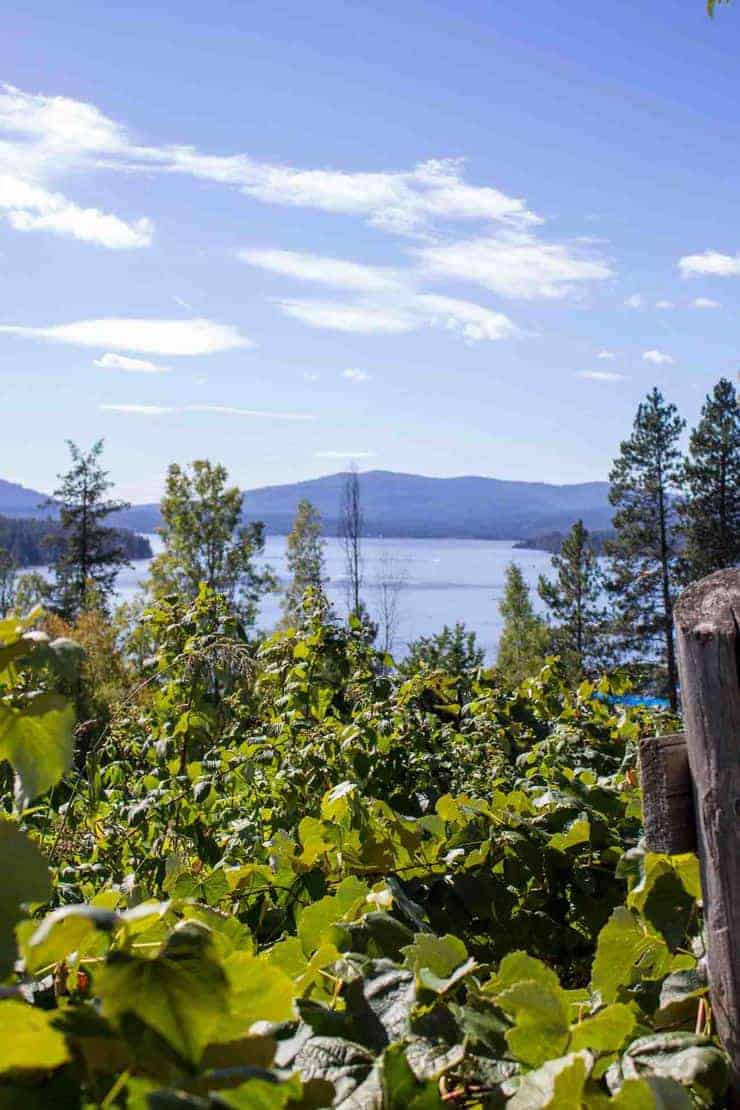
[{"left": 113, "top": 536, "right": 554, "bottom": 661}]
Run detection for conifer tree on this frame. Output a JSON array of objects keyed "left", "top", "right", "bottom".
[
  {"left": 282, "top": 499, "right": 326, "bottom": 626},
  {"left": 680, "top": 377, "right": 740, "bottom": 580},
  {"left": 606, "top": 388, "right": 685, "bottom": 710},
  {"left": 0, "top": 548, "right": 16, "bottom": 617},
  {"left": 148, "top": 459, "right": 275, "bottom": 625},
  {"left": 49, "top": 440, "right": 130, "bottom": 619},
  {"left": 496, "top": 562, "right": 550, "bottom": 686},
  {"left": 538, "top": 519, "right": 609, "bottom": 678}
]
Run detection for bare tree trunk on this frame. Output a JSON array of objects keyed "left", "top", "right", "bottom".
[
  {"left": 341, "top": 467, "right": 363, "bottom": 618},
  {"left": 376, "top": 550, "right": 406, "bottom": 656}
]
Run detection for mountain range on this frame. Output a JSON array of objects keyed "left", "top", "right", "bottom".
[{"left": 0, "top": 471, "right": 613, "bottom": 541}]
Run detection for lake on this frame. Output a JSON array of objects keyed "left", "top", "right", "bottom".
[{"left": 113, "top": 536, "right": 554, "bottom": 661}]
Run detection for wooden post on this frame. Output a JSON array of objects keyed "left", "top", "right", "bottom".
[
  {"left": 639, "top": 733, "right": 697, "bottom": 855},
  {"left": 675, "top": 567, "right": 740, "bottom": 1101}
]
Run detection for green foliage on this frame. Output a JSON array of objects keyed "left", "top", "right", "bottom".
[
  {"left": 282, "top": 499, "right": 327, "bottom": 627},
  {"left": 679, "top": 377, "right": 740, "bottom": 580},
  {"left": 148, "top": 459, "right": 276, "bottom": 625},
  {"left": 0, "top": 588, "right": 729, "bottom": 1107},
  {"left": 401, "top": 621, "right": 484, "bottom": 696},
  {"left": 497, "top": 562, "right": 550, "bottom": 686}
]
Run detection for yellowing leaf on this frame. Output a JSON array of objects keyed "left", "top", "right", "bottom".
[
  {"left": 0, "top": 693, "right": 75, "bottom": 803},
  {"left": 0, "top": 1000, "right": 69, "bottom": 1073},
  {"left": 0, "top": 819, "right": 50, "bottom": 978}
]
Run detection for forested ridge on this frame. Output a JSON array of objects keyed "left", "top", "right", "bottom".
[{"left": 0, "top": 377, "right": 736, "bottom": 1107}]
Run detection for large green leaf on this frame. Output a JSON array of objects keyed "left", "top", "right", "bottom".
[
  {"left": 591, "top": 908, "right": 670, "bottom": 1004},
  {"left": 497, "top": 979, "right": 571, "bottom": 1069},
  {"left": 0, "top": 999, "right": 70, "bottom": 1073},
  {"left": 97, "top": 921, "right": 228, "bottom": 1065},
  {"left": 0, "top": 818, "right": 50, "bottom": 978},
  {"left": 214, "top": 951, "right": 297, "bottom": 1041},
  {"left": 569, "top": 1003, "right": 635, "bottom": 1054},
  {"left": 0, "top": 692, "right": 75, "bottom": 803},
  {"left": 297, "top": 876, "right": 369, "bottom": 956},
  {"left": 507, "top": 1051, "right": 589, "bottom": 1109}
]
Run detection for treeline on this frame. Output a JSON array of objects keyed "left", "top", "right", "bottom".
[
  {"left": 0, "top": 513, "right": 151, "bottom": 567},
  {"left": 2, "top": 378, "right": 737, "bottom": 717},
  {"left": 514, "top": 529, "right": 613, "bottom": 556}
]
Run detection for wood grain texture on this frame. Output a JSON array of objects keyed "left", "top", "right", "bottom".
[
  {"left": 639, "top": 732, "right": 696, "bottom": 854},
  {"left": 675, "top": 568, "right": 740, "bottom": 1100}
]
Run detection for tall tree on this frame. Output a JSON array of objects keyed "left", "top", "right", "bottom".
[
  {"left": 341, "top": 466, "right": 364, "bottom": 618},
  {"left": 538, "top": 519, "right": 609, "bottom": 678},
  {"left": 680, "top": 377, "right": 740, "bottom": 580},
  {"left": 496, "top": 562, "right": 550, "bottom": 686},
  {"left": 148, "top": 459, "right": 275, "bottom": 624},
  {"left": 0, "top": 548, "right": 16, "bottom": 617},
  {"left": 606, "top": 388, "right": 685, "bottom": 710},
  {"left": 282, "top": 499, "right": 326, "bottom": 626},
  {"left": 48, "top": 440, "right": 130, "bottom": 618}
]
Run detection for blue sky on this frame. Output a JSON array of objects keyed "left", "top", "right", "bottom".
[{"left": 1, "top": 0, "right": 739, "bottom": 501}]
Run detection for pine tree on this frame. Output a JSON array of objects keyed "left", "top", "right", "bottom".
[
  {"left": 680, "top": 377, "right": 740, "bottom": 580},
  {"left": 606, "top": 388, "right": 685, "bottom": 710},
  {"left": 148, "top": 459, "right": 276, "bottom": 624},
  {"left": 282, "top": 499, "right": 326, "bottom": 626},
  {"left": 538, "top": 519, "right": 609, "bottom": 678},
  {"left": 496, "top": 562, "right": 550, "bottom": 686},
  {"left": 49, "top": 440, "right": 130, "bottom": 619}
]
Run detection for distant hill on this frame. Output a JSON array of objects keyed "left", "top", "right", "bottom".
[
  {"left": 0, "top": 515, "right": 151, "bottom": 568},
  {"left": 514, "top": 529, "right": 615, "bottom": 556},
  {"left": 0, "top": 470, "right": 614, "bottom": 541},
  {"left": 112, "top": 470, "right": 613, "bottom": 540}
]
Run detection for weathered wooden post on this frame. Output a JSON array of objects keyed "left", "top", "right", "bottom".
[{"left": 675, "top": 567, "right": 740, "bottom": 1102}]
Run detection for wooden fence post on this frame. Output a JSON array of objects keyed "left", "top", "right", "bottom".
[{"left": 675, "top": 567, "right": 740, "bottom": 1101}]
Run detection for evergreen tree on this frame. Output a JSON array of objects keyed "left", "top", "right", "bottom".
[
  {"left": 606, "top": 388, "right": 685, "bottom": 710},
  {"left": 680, "top": 377, "right": 740, "bottom": 579},
  {"left": 148, "top": 459, "right": 275, "bottom": 624},
  {"left": 282, "top": 499, "right": 326, "bottom": 626},
  {"left": 402, "top": 622, "right": 484, "bottom": 678},
  {"left": 49, "top": 440, "right": 130, "bottom": 619},
  {"left": 496, "top": 562, "right": 550, "bottom": 686},
  {"left": 538, "top": 519, "right": 609, "bottom": 678}
]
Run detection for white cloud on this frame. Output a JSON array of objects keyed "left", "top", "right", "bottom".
[
  {"left": 417, "top": 235, "right": 612, "bottom": 300},
  {"left": 342, "top": 368, "right": 371, "bottom": 382},
  {"left": 275, "top": 292, "right": 517, "bottom": 343},
  {"left": 101, "top": 403, "right": 174, "bottom": 416},
  {"left": 184, "top": 404, "right": 315, "bottom": 420},
  {"left": 101, "top": 402, "right": 315, "bottom": 420},
  {"left": 94, "top": 352, "right": 170, "bottom": 373},
  {"left": 576, "top": 370, "right": 626, "bottom": 382},
  {"left": 315, "top": 450, "right": 376, "bottom": 459},
  {"left": 303, "top": 371, "right": 320, "bottom": 383},
  {"left": 275, "top": 299, "right": 414, "bottom": 335},
  {"left": 414, "top": 293, "right": 518, "bottom": 341},
  {"left": 0, "top": 317, "right": 252, "bottom": 355},
  {"left": 643, "top": 349, "right": 674, "bottom": 366},
  {"left": 597, "top": 349, "right": 616, "bottom": 360},
  {"left": 238, "top": 248, "right": 399, "bottom": 292},
  {"left": 693, "top": 297, "right": 721, "bottom": 309},
  {"left": 656, "top": 299, "right": 674, "bottom": 309},
  {"left": 0, "top": 85, "right": 152, "bottom": 248},
  {"left": 679, "top": 250, "right": 740, "bottom": 277},
  {"left": 625, "top": 294, "right": 642, "bottom": 309}
]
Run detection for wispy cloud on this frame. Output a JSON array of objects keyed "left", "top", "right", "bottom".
[
  {"left": 414, "top": 293, "right": 518, "bottom": 341},
  {"left": 0, "top": 317, "right": 251, "bottom": 355},
  {"left": 101, "top": 403, "right": 315, "bottom": 420},
  {"left": 342, "top": 368, "right": 371, "bottom": 382},
  {"left": 597, "top": 349, "right": 616, "bottom": 360},
  {"left": 693, "top": 296, "right": 721, "bottom": 309},
  {"left": 656, "top": 299, "right": 674, "bottom": 309},
  {"left": 315, "top": 449, "right": 376, "bottom": 459},
  {"left": 101, "top": 403, "right": 174, "bottom": 416},
  {"left": 275, "top": 300, "right": 414, "bottom": 335},
  {"left": 625, "top": 294, "right": 642, "bottom": 309},
  {"left": 643, "top": 349, "right": 674, "bottom": 366},
  {"left": 238, "top": 248, "right": 400, "bottom": 292},
  {"left": 416, "top": 236, "right": 612, "bottom": 300},
  {"left": 576, "top": 370, "right": 626, "bottom": 382},
  {"left": 679, "top": 250, "right": 740, "bottom": 277},
  {"left": 94, "top": 352, "right": 170, "bottom": 373}
]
